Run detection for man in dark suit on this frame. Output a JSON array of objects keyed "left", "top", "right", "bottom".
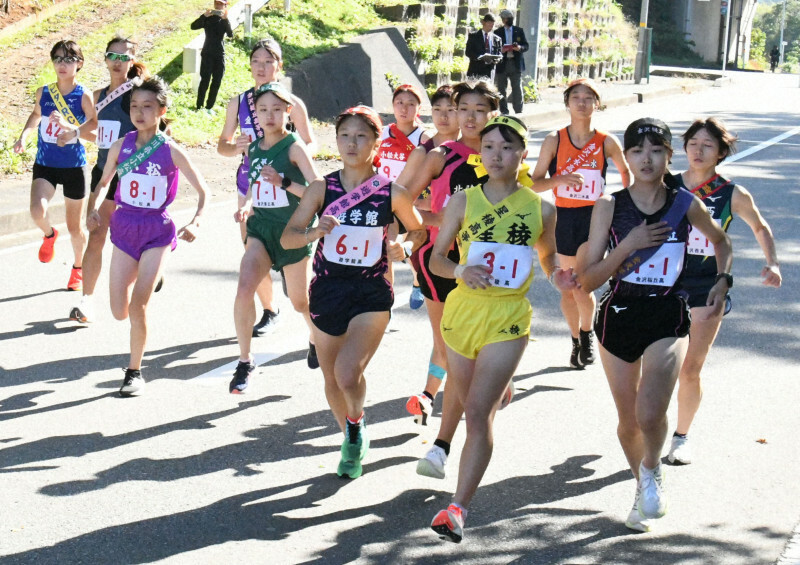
[
  {"left": 494, "top": 9, "right": 529, "bottom": 114},
  {"left": 465, "top": 13, "right": 503, "bottom": 79}
]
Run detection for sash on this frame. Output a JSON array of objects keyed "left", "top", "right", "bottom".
[
  {"left": 322, "top": 174, "right": 391, "bottom": 218},
  {"left": 48, "top": 83, "right": 81, "bottom": 126},
  {"left": 466, "top": 154, "right": 534, "bottom": 188},
  {"left": 615, "top": 187, "right": 694, "bottom": 279},
  {"left": 96, "top": 81, "right": 134, "bottom": 113},
  {"left": 689, "top": 174, "right": 732, "bottom": 200},
  {"left": 245, "top": 89, "right": 265, "bottom": 140},
  {"left": 117, "top": 132, "right": 168, "bottom": 177},
  {"left": 459, "top": 184, "right": 533, "bottom": 244},
  {"left": 247, "top": 133, "right": 298, "bottom": 185},
  {"left": 557, "top": 131, "right": 605, "bottom": 175},
  {"left": 388, "top": 123, "right": 415, "bottom": 153}
]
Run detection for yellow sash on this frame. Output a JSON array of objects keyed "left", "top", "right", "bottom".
[
  {"left": 48, "top": 83, "right": 81, "bottom": 126},
  {"left": 466, "top": 154, "right": 533, "bottom": 188}
]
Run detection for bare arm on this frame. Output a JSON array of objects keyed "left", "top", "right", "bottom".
[
  {"left": 281, "top": 178, "right": 329, "bottom": 250},
  {"left": 731, "top": 184, "right": 781, "bottom": 287},
  {"left": 289, "top": 95, "right": 317, "bottom": 156},
  {"left": 529, "top": 132, "right": 583, "bottom": 193},
  {"left": 389, "top": 183, "right": 426, "bottom": 261},
  {"left": 534, "top": 201, "right": 579, "bottom": 290},
  {"left": 258, "top": 142, "right": 320, "bottom": 199},
  {"left": 405, "top": 147, "right": 446, "bottom": 201},
  {"left": 13, "top": 87, "right": 43, "bottom": 153},
  {"left": 395, "top": 144, "right": 427, "bottom": 188},
  {"left": 86, "top": 139, "right": 124, "bottom": 230},
  {"left": 605, "top": 134, "right": 631, "bottom": 187},
  {"left": 170, "top": 142, "right": 208, "bottom": 240},
  {"left": 217, "top": 95, "right": 248, "bottom": 157}
]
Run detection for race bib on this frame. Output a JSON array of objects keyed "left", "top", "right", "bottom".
[
  {"left": 555, "top": 168, "right": 604, "bottom": 202},
  {"left": 252, "top": 174, "right": 289, "bottom": 208},
  {"left": 241, "top": 126, "right": 256, "bottom": 144},
  {"left": 622, "top": 242, "right": 685, "bottom": 287},
  {"left": 96, "top": 120, "right": 121, "bottom": 150},
  {"left": 39, "top": 120, "right": 76, "bottom": 145},
  {"left": 119, "top": 172, "right": 168, "bottom": 209},
  {"left": 466, "top": 242, "right": 534, "bottom": 289},
  {"left": 380, "top": 158, "right": 406, "bottom": 182},
  {"left": 322, "top": 224, "right": 383, "bottom": 267},
  {"left": 687, "top": 219, "right": 722, "bottom": 257}
]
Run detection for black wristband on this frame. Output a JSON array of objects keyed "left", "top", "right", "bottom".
[
  {"left": 281, "top": 175, "right": 292, "bottom": 189},
  {"left": 715, "top": 272, "right": 733, "bottom": 288}
]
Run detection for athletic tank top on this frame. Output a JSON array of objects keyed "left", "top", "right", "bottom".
[
  {"left": 548, "top": 128, "right": 608, "bottom": 208},
  {"left": 456, "top": 184, "right": 543, "bottom": 298},
  {"left": 676, "top": 173, "right": 735, "bottom": 285},
  {"left": 247, "top": 133, "right": 305, "bottom": 223},
  {"left": 607, "top": 187, "right": 690, "bottom": 297},
  {"left": 378, "top": 124, "right": 425, "bottom": 181},
  {"left": 96, "top": 86, "right": 135, "bottom": 170},
  {"left": 235, "top": 88, "right": 260, "bottom": 187},
  {"left": 429, "top": 141, "right": 487, "bottom": 243},
  {"left": 36, "top": 83, "right": 87, "bottom": 168},
  {"left": 115, "top": 131, "right": 179, "bottom": 212},
  {"left": 312, "top": 171, "right": 393, "bottom": 280}
]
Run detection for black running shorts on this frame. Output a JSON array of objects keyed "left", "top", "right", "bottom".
[
  {"left": 555, "top": 205, "right": 593, "bottom": 257},
  {"left": 32, "top": 164, "right": 86, "bottom": 200},
  {"left": 309, "top": 275, "right": 393, "bottom": 336}
]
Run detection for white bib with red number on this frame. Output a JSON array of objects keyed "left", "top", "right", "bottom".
[
  {"left": 40, "top": 120, "right": 77, "bottom": 145},
  {"left": 380, "top": 158, "right": 406, "bottom": 182},
  {"left": 96, "top": 120, "right": 121, "bottom": 150},
  {"left": 252, "top": 174, "right": 289, "bottom": 208},
  {"left": 466, "top": 242, "right": 534, "bottom": 289},
  {"left": 119, "top": 172, "right": 168, "bottom": 209},
  {"left": 241, "top": 126, "right": 256, "bottom": 144},
  {"left": 621, "top": 242, "right": 685, "bottom": 287},
  {"left": 687, "top": 219, "right": 722, "bottom": 257},
  {"left": 554, "top": 168, "right": 604, "bottom": 202},
  {"left": 322, "top": 224, "right": 383, "bottom": 267}
]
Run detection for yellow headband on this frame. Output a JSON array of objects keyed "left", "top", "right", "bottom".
[{"left": 483, "top": 115, "right": 528, "bottom": 142}]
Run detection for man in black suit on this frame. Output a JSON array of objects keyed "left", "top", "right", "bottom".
[
  {"left": 465, "top": 13, "right": 503, "bottom": 79},
  {"left": 494, "top": 9, "right": 529, "bottom": 114}
]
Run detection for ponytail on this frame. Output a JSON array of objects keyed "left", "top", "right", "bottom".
[{"left": 128, "top": 61, "right": 150, "bottom": 80}]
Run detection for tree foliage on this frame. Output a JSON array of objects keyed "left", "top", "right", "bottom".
[{"left": 755, "top": 0, "right": 800, "bottom": 62}]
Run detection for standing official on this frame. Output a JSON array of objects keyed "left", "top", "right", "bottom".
[
  {"left": 465, "top": 13, "right": 502, "bottom": 79},
  {"left": 494, "top": 9, "right": 529, "bottom": 115},
  {"left": 191, "top": 0, "right": 233, "bottom": 112}
]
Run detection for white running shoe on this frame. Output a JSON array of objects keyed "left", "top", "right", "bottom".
[
  {"left": 637, "top": 462, "right": 667, "bottom": 519},
  {"left": 667, "top": 434, "right": 692, "bottom": 465},
  {"left": 625, "top": 488, "right": 654, "bottom": 532},
  {"left": 416, "top": 445, "right": 447, "bottom": 479},
  {"left": 119, "top": 369, "right": 145, "bottom": 397},
  {"left": 69, "top": 295, "right": 94, "bottom": 324}
]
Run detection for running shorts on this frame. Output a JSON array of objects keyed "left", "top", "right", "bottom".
[
  {"left": 246, "top": 217, "right": 311, "bottom": 271},
  {"left": 595, "top": 291, "right": 691, "bottom": 363},
  {"left": 555, "top": 205, "right": 593, "bottom": 257},
  {"left": 110, "top": 208, "right": 177, "bottom": 261},
  {"left": 32, "top": 164, "right": 86, "bottom": 200},
  {"left": 441, "top": 287, "right": 531, "bottom": 359},
  {"left": 309, "top": 275, "right": 393, "bottom": 336},
  {"left": 417, "top": 236, "right": 459, "bottom": 303}
]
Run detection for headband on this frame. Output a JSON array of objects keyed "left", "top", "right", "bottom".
[{"left": 483, "top": 115, "right": 528, "bottom": 142}]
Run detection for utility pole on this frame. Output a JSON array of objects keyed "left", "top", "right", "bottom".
[
  {"left": 634, "top": 0, "right": 649, "bottom": 84},
  {"left": 779, "top": 0, "right": 787, "bottom": 65},
  {"left": 721, "top": 0, "right": 732, "bottom": 72}
]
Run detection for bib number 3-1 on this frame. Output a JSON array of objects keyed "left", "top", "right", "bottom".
[
  {"left": 466, "top": 242, "right": 534, "bottom": 289},
  {"left": 322, "top": 224, "right": 383, "bottom": 267},
  {"left": 120, "top": 172, "right": 168, "bottom": 208}
]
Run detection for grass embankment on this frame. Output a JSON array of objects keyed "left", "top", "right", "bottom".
[{"left": 1, "top": 0, "right": 384, "bottom": 174}]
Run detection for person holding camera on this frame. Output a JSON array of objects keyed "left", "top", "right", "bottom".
[
  {"left": 191, "top": 0, "right": 233, "bottom": 112},
  {"left": 494, "top": 9, "right": 528, "bottom": 115}
]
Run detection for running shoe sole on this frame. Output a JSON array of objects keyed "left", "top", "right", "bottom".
[
  {"left": 431, "top": 512, "right": 463, "bottom": 543},
  {"left": 405, "top": 395, "right": 430, "bottom": 425},
  {"left": 69, "top": 307, "right": 89, "bottom": 324},
  {"left": 416, "top": 457, "right": 446, "bottom": 479}
]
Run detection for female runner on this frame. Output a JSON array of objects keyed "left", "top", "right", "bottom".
[
  {"left": 88, "top": 77, "right": 207, "bottom": 396},
  {"left": 668, "top": 118, "right": 781, "bottom": 464},
  {"left": 577, "top": 118, "right": 732, "bottom": 531},
  {"left": 530, "top": 78, "right": 630, "bottom": 369},
  {"left": 429, "top": 116, "right": 576, "bottom": 543},
  {"left": 281, "top": 105, "right": 425, "bottom": 479},
  {"left": 218, "top": 38, "right": 316, "bottom": 337}
]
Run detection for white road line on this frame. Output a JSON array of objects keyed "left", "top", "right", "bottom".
[
  {"left": 191, "top": 351, "right": 282, "bottom": 385},
  {"left": 776, "top": 518, "right": 800, "bottom": 565},
  {"left": 724, "top": 126, "right": 800, "bottom": 164}
]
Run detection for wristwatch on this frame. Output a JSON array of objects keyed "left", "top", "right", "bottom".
[
  {"left": 281, "top": 175, "right": 292, "bottom": 189},
  {"left": 715, "top": 272, "right": 733, "bottom": 288}
]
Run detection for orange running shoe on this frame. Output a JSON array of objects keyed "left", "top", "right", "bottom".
[
  {"left": 67, "top": 267, "right": 82, "bottom": 291},
  {"left": 431, "top": 503, "right": 465, "bottom": 543},
  {"left": 38, "top": 228, "right": 58, "bottom": 263}
]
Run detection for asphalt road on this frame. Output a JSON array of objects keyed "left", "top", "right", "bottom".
[{"left": 1, "top": 71, "right": 799, "bottom": 564}]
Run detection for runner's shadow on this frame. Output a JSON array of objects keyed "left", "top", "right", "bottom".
[
  {"left": 0, "top": 288, "right": 63, "bottom": 305},
  {"left": 0, "top": 319, "right": 86, "bottom": 342}
]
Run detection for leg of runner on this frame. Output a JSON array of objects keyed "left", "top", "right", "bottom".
[
  {"left": 417, "top": 372, "right": 464, "bottom": 479},
  {"left": 127, "top": 246, "right": 169, "bottom": 371},
  {"left": 558, "top": 254, "right": 596, "bottom": 368},
  {"left": 408, "top": 298, "right": 448, "bottom": 424},
  {"left": 671, "top": 306, "right": 724, "bottom": 464},
  {"left": 239, "top": 205, "right": 279, "bottom": 336},
  {"left": 30, "top": 179, "right": 57, "bottom": 260},
  {"left": 81, "top": 198, "right": 115, "bottom": 294},
  {"left": 64, "top": 193, "right": 86, "bottom": 286},
  {"left": 281, "top": 257, "right": 318, "bottom": 368}
]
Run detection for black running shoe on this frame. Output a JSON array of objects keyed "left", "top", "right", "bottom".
[
  {"left": 579, "top": 329, "right": 596, "bottom": 366},
  {"left": 154, "top": 276, "right": 164, "bottom": 293},
  {"left": 229, "top": 360, "right": 255, "bottom": 394},
  {"left": 119, "top": 368, "right": 145, "bottom": 397},
  {"left": 307, "top": 342, "right": 319, "bottom": 369},
  {"left": 570, "top": 337, "right": 585, "bottom": 370},
  {"left": 252, "top": 308, "right": 279, "bottom": 337}
]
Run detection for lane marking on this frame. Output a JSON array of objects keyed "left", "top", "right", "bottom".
[
  {"left": 724, "top": 125, "right": 800, "bottom": 164},
  {"left": 192, "top": 351, "right": 282, "bottom": 385}
]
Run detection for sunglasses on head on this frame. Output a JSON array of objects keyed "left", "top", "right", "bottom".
[
  {"left": 106, "top": 52, "right": 134, "bottom": 62},
  {"left": 52, "top": 56, "right": 81, "bottom": 64}
]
